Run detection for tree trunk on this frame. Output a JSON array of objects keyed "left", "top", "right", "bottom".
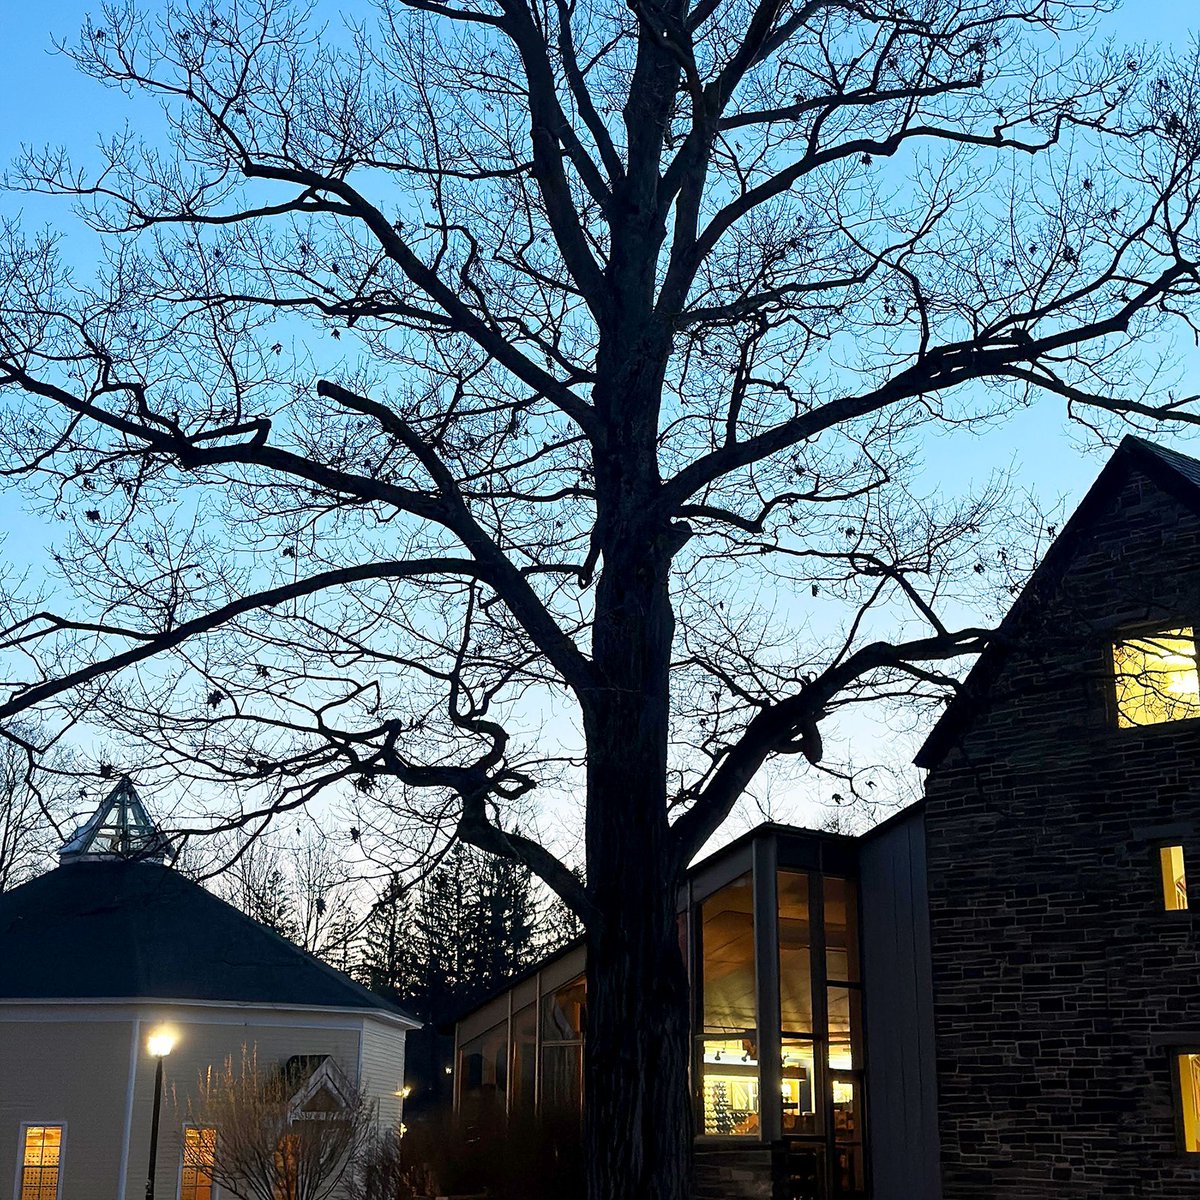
[
  {"left": 583, "top": 860, "right": 693, "bottom": 1200},
  {"left": 582, "top": 495, "right": 693, "bottom": 1200}
]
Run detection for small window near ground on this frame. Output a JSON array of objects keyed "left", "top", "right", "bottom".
[
  {"left": 18, "top": 1125, "right": 63, "bottom": 1200},
  {"left": 1113, "top": 628, "right": 1200, "bottom": 728},
  {"left": 1178, "top": 1054, "right": 1200, "bottom": 1152},
  {"left": 180, "top": 1126, "right": 216, "bottom": 1200},
  {"left": 699, "top": 1037, "right": 760, "bottom": 1137},
  {"left": 1161, "top": 846, "right": 1189, "bottom": 911}
]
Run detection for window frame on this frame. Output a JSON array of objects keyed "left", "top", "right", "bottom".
[
  {"left": 13, "top": 1122, "right": 66, "bottom": 1200},
  {"left": 694, "top": 869, "right": 761, "bottom": 1140},
  {"left": 1152, "top": 841, "right": 1192, "bottom": 917},
  {"left": 1171, "top": 1048, "right": 1200, "bottom": 1155},
  {"left": 177, "top": 1124, "right": 218, "bottom": 1200},
  {"left": 1110, "top": 623, "right": 1200, "bottom": 731}
]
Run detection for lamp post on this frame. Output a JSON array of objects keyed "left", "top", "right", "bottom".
[{"left": 144, "top": 1029, "right": 175, "bottom": 1200}]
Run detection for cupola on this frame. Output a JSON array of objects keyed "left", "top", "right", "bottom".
[{"left": 56, "top": 775, "right": 169, "bottom": 865}]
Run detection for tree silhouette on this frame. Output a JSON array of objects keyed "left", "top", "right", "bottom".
[{"left": 2, "top": 1, "right": 1200, "bottom": 1195}]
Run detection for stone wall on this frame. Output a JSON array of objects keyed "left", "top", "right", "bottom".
[{"left": 923, "top": 464, "right": 1200, "bottom": 1197}]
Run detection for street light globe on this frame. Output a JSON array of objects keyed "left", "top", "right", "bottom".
[{"left": 147, "top": 1029, "right": 175, "bottom": 1058}]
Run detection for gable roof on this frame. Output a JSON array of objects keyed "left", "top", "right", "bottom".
[
  {"left": 0, "top": 859, "right": 417, "bottom": 1024},
  {"left": 915, "top": 435, "right": 1200, "bottom": 770}
]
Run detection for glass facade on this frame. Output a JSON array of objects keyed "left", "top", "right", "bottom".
[
  {"left": 458, "top": 1019, "right": 509, "bottom": 1118},
  {"left": 768, "top": 868, "right": 864, "bottom": 1195},
  {"left": 452, "top": 830, "right": 866, "bottom": 1197},
  {"left": 456, "top": 967, "right": 587, "bottom": 1122},
  {"left": 699, "top": 873, "right": 760, "bottom": 1136}
]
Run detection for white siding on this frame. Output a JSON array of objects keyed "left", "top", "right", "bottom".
[{"left": 359, "top": 1017, "right": 408, "bottom": 1132}]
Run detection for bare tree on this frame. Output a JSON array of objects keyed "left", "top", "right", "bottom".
[
  {"left": 208, "top": 824, "right": 361, "bottom": 962},
  {"left": 0, "top": 726, "right": 70, "bottom": 890},
  {"left": 2, "top": 0, "right": 1200, "bottom": 1195},
  {"left": 183, "top": 1046, "right": 375, "bottom": 1200}
]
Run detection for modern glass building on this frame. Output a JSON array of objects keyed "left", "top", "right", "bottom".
[{"left": 453, "top": 818, "right": 932, "bottom": 1200}]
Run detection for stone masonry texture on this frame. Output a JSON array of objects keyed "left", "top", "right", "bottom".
[{"left": 923, "top": 463, "right": 1200, "bottom": 1198}]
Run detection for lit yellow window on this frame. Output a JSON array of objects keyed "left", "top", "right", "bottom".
[
  {"left": 1161, "top": 846, "right": 1189, "bottom": 911},
  {"left": 700, "top": 1038, "right": 760, "bottom": 1136},
  {"left": 1113, "top": 628, "right": 1200, "bottom": 727},
  {"left": 180, "top": 1127, "right": 216, "bottom": 1200},
  {"left": 1179, "top": 1054, "right": 1200, "bottom": 1151},
  {"left": 19, "top": 1126, "right": 62, "bottom": 1200}
]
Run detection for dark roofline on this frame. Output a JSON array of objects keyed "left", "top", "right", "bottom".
[
  {"left": 914, "top": 435, "right": 1200, "bottom": 770},
  {"left": 191, "top": 879, "right": 421, "bottom": 1025},
  {"left": 687, "top": 819, "right": 856, "bottom": 872},
  {"left": 0, "top": 859, "right": 420, "bottom": 1025},
  {"left": 142, "top": 861, "right": 422, "bottom": 1024},
  {"left": 440, "top": 934, "right": 587, "bottom": 1030}
]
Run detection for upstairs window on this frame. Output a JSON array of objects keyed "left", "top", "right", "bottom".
[
  {"left": 1112, "top": 628, "right": 1200, "bottom": 727},
  {"left": 18, "top": 1125, "right": 63, "bottom": 1200},
  {"left": 1161, "top": 846, "right": 1189, "bottom": 912}
]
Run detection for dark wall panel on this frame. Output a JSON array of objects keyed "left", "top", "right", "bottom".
[{"left": 859, "top": 808, "right": 941, "bottom": 1200}]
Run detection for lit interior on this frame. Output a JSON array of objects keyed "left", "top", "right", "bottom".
[
  {"left": 1179, "top": 1054, "right": 1200, "bottom": 1152},
  {"left": 180, "top": 1127, "right": 216, "bottom": 1200},
  {"left": 1113, "top": 629, "right": 1200, "bottom": 727},
  {"left": 20, "top": 1126, "right": 62, "bottom": 1200},
  {"left": 781, "top": 1039, "right": 816, "bottom": 1135},
  {"left": 1161, "top": 846, "right": 1189, "bottom": 911},
  {"left": 701, "top": 1038, "right": 760, "bottom": 1136}
]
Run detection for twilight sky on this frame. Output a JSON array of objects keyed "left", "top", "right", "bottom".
[{"left": 0, "top": 0, "right": 1198, "bottom": 843}]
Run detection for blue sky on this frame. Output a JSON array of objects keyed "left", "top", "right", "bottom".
[
  {"left": 1, "top": 1, "right": 1199, "bottom": 838},
  {"left": 2, "top": 0, "right": 1195, "bottom": 517}
]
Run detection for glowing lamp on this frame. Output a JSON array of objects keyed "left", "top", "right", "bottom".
[{"left": 147, "top": 1029, "right": 175, "bottom": 1058}]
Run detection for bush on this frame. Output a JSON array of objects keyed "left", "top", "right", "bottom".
[{"left": 355, "top": 1108, "right": 582, "bottom": 1200}]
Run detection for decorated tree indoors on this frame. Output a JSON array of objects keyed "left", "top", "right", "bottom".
[
  {"left": 3, "top": 1, "right": 1200, "bottom": 1197},
  {"left": 710, "top": 1080, "right": 735, "bottom": 1138}
]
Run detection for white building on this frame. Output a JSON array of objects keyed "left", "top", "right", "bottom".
[{"left": 0, "top": 778, "right": 417, "bottom": 1200}]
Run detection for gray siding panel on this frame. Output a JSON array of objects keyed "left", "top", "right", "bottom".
[{"left": 860, "top": 808, "right": 941, "bottom": 1200}]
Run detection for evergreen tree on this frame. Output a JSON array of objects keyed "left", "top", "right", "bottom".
[{"left": 355, "top": 840, "right": 566, "bottom": 1114}]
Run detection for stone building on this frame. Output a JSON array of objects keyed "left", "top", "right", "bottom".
[
  {"left": 452, "top": 434, "right": 1200, "bottom": 1198},
  {"left": 0, "top": 777, "right": 418, "bottom": 1200}
]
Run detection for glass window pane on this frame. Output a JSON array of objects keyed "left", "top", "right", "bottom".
[
  {"left": 181, "top": 1127, "right": 216, "bottom": 1200},
  {"left": 700, "top": 1037, "right": 760, "bottom": 1136},
  {"left": 828, "top": 986, "right": 863, "bottom": 1071},
  {"left": 458, "top": 1020, "right": 508, "bottom": 1113},
  {"left": 1114, "top": 628, "right": 1200, "bottom": 727},
  {"left": 510, "top": 1003, "right": 537, "bottom": 1115},
  {"left": 21, "top": 1126, "right": 62, "bottom": 1200},
  {"left": 823, "top": 877, "right": 860, "bottom": 983},
  {"left": 831, "top": 1074, "right": 861, "bottom": 1143},
  {"left": 1161, "top": 846, "right": 1189, "bottom": 911},
  {"left": 781, "top": 1038, "right": 818, "bottom": 1136},
  {"left": 541, "top": 1043, "right": 583, "bottom": 1115},
  {"left": 778, "top": 870, "right": 813, "bottom": 1033},
  {"left": 701, "top": 873, "right": 756, "bottom": 1033},
  {"left": 835, "top": 1139, "right": 867, "bottom": 1194},
  {"left": 541, "top": 975, "right": 586, "bottom": 1041},
  {"left": 1179, "top": 1053, "right": 1200, "bottom": 1152}
]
